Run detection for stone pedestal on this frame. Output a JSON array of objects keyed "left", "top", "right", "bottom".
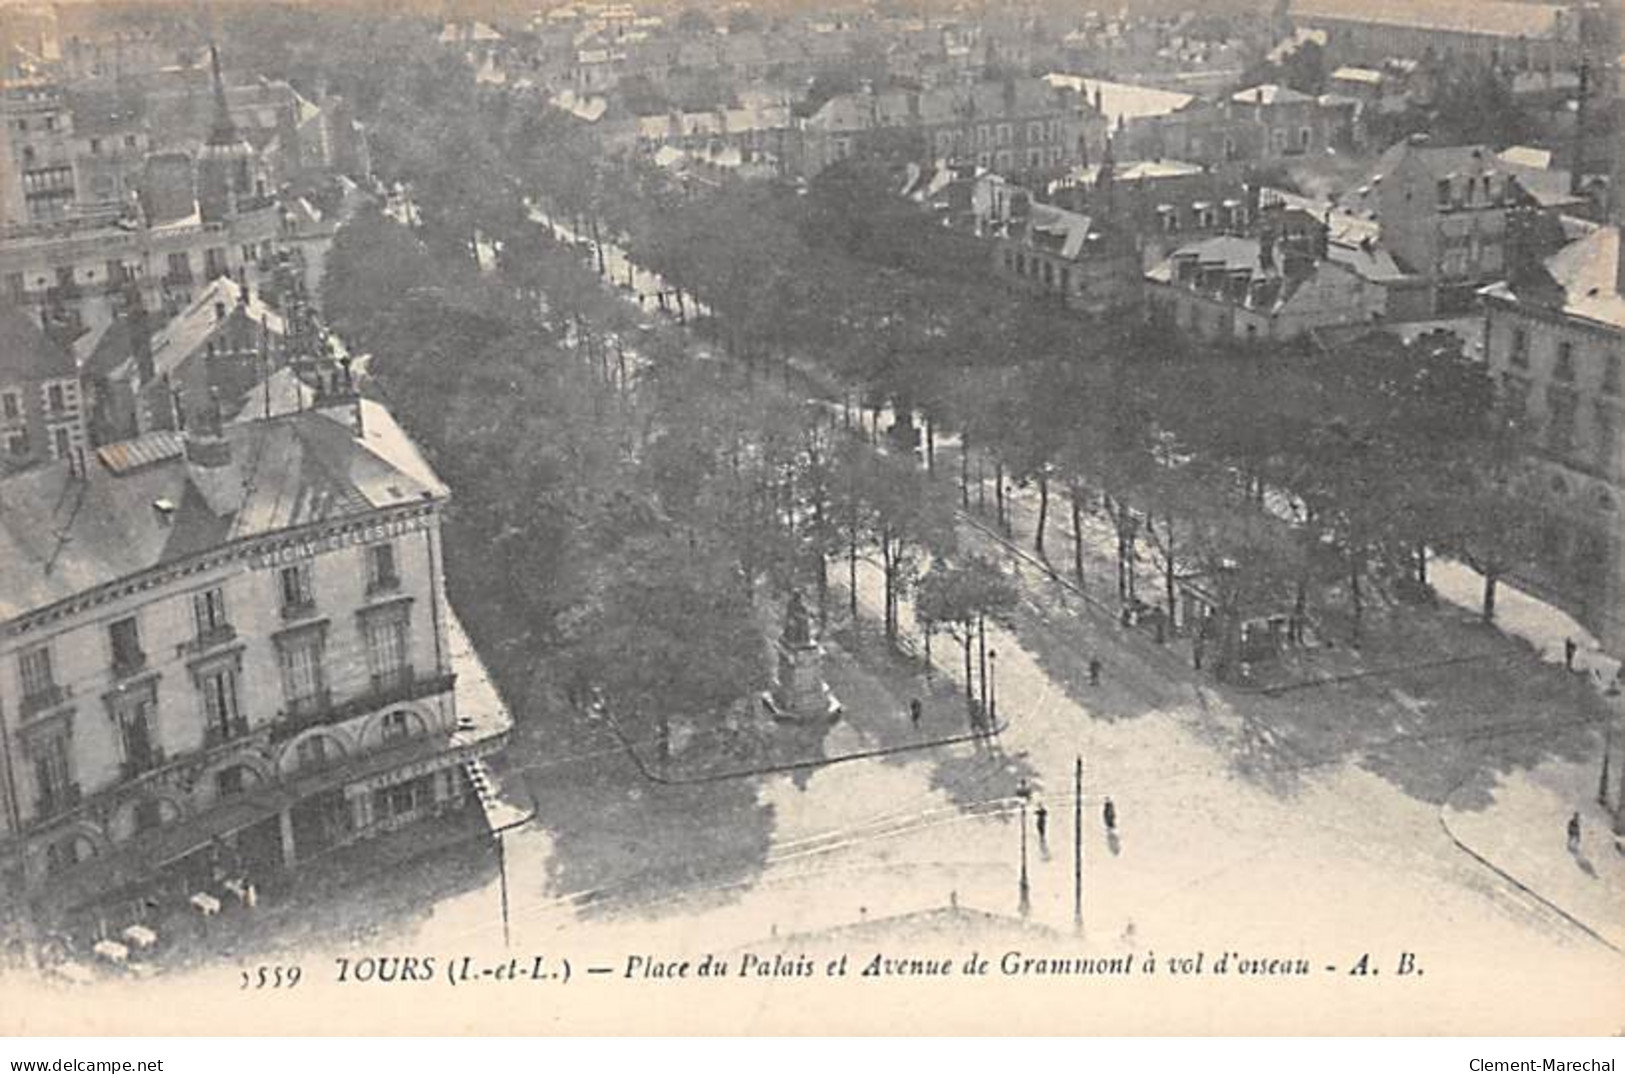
[{"left": 771, "top": 642, "right": 839, "bottom": 723}]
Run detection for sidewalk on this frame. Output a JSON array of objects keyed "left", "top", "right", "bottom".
[
  {"left": 1441, "top": 752, "right": 1625, "bottom": 951},
  {"left": 617, "top": 626, "right": 990, "bottom": 784}
]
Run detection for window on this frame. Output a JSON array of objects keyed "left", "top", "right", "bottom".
[
  {"left": 30, "top": 730, "right": 74, "bottom": 816},
  {"left": 199, "top": 665, "right": 242, "bottom": 742},
  {"left": 89, "top": 137, "right": 101, "bottom": 154},
  {"left": 193, "top": 587, "right": 231, "bottom": 641},
  {"left": 109, "top": 616, "right": 144, "bottom": 675},
  {"left": 165, "top": 252, "right": 191, "bottom": 281},
  {"left": 112, "top": 682, "right": 159, "bottom": 776},
  {"left": 1437, "top": 179, "right": 1453, "bottom": 208},
  {"left": 380, "top": 710, "right": 414, "bottom": 743},
  {"left": 1298, "top": 126, "right": 1312, "bottom": 149},
  {"left": 216, "top": 765, "right": 246, "bottom": 798},
  {"left": 1, "top": 391, "right": 20, "bottom": 421},
  {"left": 1594, "top": 403, "right": 1618, "bottom": 471},
  {"left": 1510, "top": 326, "right": 1529, "bottom": 367},
  {"left": 278, "top": 563, "right": 315, "bottom": 618},
  {"left": 278, "top": 631, "right": 327, "bottom": 714},
  {"left": 1548, "top": 388, "right": 1578, "bottom": 455},
  {"left": 124, "top": 134, "right": 137, "bottom": 149},
  {"left": 51, "top": 426, "right": 70, "bottom": 460},
  {"left": 996, "top": 123, "right": 1012, "bottom": 146},
  {"left": 365, "top": 543, "right": 399, "bottom": 593},
  {"left": 19, "top": 645, "right": 55, "bottom": 703},
  {"left": 295, "top": 736, "right": 330, "bottom": 769},
  {"left": 365, "top": 612, "right": 411, "bottom": 692},
  {"left": 1554, "top": 340, "right": 1575, "bottom": 382},
  {"left": 1270, "top": 128, "right": 1287, "bottom": 153},
  {"left": 7, "top": 431, "right": 26, "bottom": 457},
  {"left": 133, "top": 798, "right": 164, "bottom": 833},
  {"left": 1027, "top": 121, "right": 1043, "bottom": 143}
]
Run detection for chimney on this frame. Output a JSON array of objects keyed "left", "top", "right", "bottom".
[
  {"left": 184, "top": 388, "right": 244, "bottom": 516},
  {"left": 1571, "top": 58, "right": 1589, "bottom": 196}
]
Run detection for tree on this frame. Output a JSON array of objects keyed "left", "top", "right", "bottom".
[
  {"left": 572, "top": 538, "right": 768, "bottom": 761},
  {"left": 916, "top": 556, "right": 1019, "bottom": 708}
]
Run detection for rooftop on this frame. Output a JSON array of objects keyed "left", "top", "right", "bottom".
[
  {"left": 0, "top": 302, "right": 74, "bottom": 383},
  {"left": 0, "top": 402, "right": 447, "bottom": 623},
  {"left": 1044, "top": 73, "right": 1194, "bottom": 127},
  {"left": 1230, "top": 83, "right": 1314, "bottom": 106},
  {"left": 1290, "top": 0, "right": 1571, "bottom": 40}
]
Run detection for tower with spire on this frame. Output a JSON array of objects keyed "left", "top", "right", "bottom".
[{"left": 196, "top": 43, "right": 257, "bottom": 223}]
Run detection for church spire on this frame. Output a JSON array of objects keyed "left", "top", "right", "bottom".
[{"left": 206, "top": 43, "right": 238, "bottom": 148}]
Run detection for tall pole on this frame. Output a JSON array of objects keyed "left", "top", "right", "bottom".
[
  {"left": 497, "top": 830, "right": 511, "bottom": 948},
  {"left": 989, "top": 649, "right": 998, "bottom": 724},
  {"left": 1018, "top": 800, "right": 1030, "bottom": 917},
  {"left": 978, "top": 616, "right": 988, "bottom": 720},
  {"left": 1073, "top": 755, "right": 1083, "bottom": 934}
]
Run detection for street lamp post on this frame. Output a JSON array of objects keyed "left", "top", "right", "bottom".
[
  {"left": 1018, "top": 799, "right": 1031, "bottom": 918},
  {"left": 989, "top": 649, "right": 998, "bottom": 725}
]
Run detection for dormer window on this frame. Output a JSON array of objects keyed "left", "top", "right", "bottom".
[{"left": 1436, "top": 179, "right": 1452, "bottom": 208}]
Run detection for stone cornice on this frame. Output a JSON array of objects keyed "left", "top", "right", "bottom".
[{"left": 4, "top": 501, "right": 441, "bottom": 644}]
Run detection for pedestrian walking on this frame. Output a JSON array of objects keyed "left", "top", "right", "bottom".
[
  {"left": 1564, "top": 637, "right": 1578, "bottom": 671},
  {"left": 1102, "top": 796, "right": 1117, "bottom": 833},
  {"left": 1088, "top": 657, "right": 1102, "bottom": 686},
  {"left": 1034, "top": 803, "right": 1049, "bottom": 845},
  {"left": 1567, "top": 811, "right": 1582, "bottom": 853},
  {"left": 909, "top": 697, "right": 922, "bottom": 728}
]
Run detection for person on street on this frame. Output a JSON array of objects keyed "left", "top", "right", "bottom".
[
  {"left": 1103, "top": 796, "right": 1117, "bottom": 833},
  {"left": 1567, "top": 811, "right": 1582, "bottom": 853},
  {"left": 1564, "top": 638, "right": 1578, "bottom": 671},
  {"left": 909, "top": 697, "right": 922, "bottom": 728},
  {"left": 1089, "top": 657, "right": 1102, "bottom": 686},
  {"left": 1034, "top": 803, "right": 1049, "bottom": 845}
]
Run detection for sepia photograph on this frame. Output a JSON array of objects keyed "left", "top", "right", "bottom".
[{"left": 0, "top": 0, "right": 1621, "bottom": 1043}]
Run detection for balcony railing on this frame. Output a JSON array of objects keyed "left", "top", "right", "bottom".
[
  {"left": 19, "top": 683, "right": 70, "bottom": 718},
  {"left": 110, "top": 651, "right": 148, "bottom": 680},
  {"left": 120, "top": 747, "right": 167, "bottom": 782},
  {"left": 202, "top": 716, "right": 251, "bottom": 749},
  {"left": 185, "top": 624, "right": 238, "bottom": 654},
  {"left": 34, "top": 782, "right": 81, "bottom": 821},
  {"left": 365, "top": 573, "right": 403, "bottom": 597},
  {"left": 280, "top": 598, "right": 319, "bottom": 622},
  {"left": 270, "top": 671, "right": 456, "bottom": 744}
]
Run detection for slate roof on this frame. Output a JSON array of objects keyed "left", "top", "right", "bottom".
[
  {"left": 0, "top": 402, "right": 446, "bottom": 622},
  {"left": 0, "top": 303, "right": 74, "bottom": 383},
  {"left": 1291, "top": 0, "right": 1570, "bottom": 39},
  {"left": 1043, "top": 73, "right": 1194, "bottom": 127}
]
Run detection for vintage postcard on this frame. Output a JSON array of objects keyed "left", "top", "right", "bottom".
[{"left": 0, "top": 0, "right": 1621, "bottom": 1037}]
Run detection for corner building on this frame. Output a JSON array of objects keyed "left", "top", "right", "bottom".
[{"left": 0, "top": 398, "right": 510, "bottom": 930}]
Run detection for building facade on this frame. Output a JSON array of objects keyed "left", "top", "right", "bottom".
[
  {"left": 0, "top": 300, "right": 85, "bottom": 473},
  {"left": 1144, "top": 229, "right": 1386, "bottom": 342},
  {"left": 1480, "top": 224, "right": 1624, "bottom": 657},
  {"left": 0, "top": 400, "right": 510, "bottom": 933},
  {"left": 1291, "top": 0, "right": 1582, "bottom": 72}
]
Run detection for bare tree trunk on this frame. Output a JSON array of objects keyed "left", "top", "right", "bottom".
[
  {"left": 977, "top": 615, "right": 988, "bottom": 716},
  {"left": 1349, "top": 557, "right": 1364, "bottom": 645},
  {"left": 994, "top": 460, "right": 1007, "bottom": 534},
  {"left": 1163, "top": 513, "right": 1177, "bottom": 628},
  {"left": 1071, "top": 485, "right": 1085, "bottom": 587},
  {"left": 963, "top": 634, "right": 975, "bottom": 701},
  {"left": 1035, "top": 472, "right": 1049, "bottom": 555},
  {"left": 848, "top": 526, "right": 858, "bottom": 623},
  {"left": 959, "top": 436, "right": 970, "bottom": 508}
]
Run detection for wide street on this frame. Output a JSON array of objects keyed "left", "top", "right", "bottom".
[{"left": 162, "top": 217, "right": 1625, "bottom": 1034}]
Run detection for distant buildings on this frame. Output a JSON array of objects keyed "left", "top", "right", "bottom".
[
  {"left": 1044, "top": 75, "right": 1354, "bottom": 169},
  {"left": 1144, "top": 223, "right": 1388, "bottom": 343},
  {"left": 797, "top": 78, "right": 1093, "bottom": 179},
  {"left": 0, "top": 301, "right": 85, "bottom": 474},
  {"left": 1290, "top": 0, "right": 1584, "bottom": 73},
  {"left": 992, "top": 201, "right": 1140, "bottom": 317}
]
